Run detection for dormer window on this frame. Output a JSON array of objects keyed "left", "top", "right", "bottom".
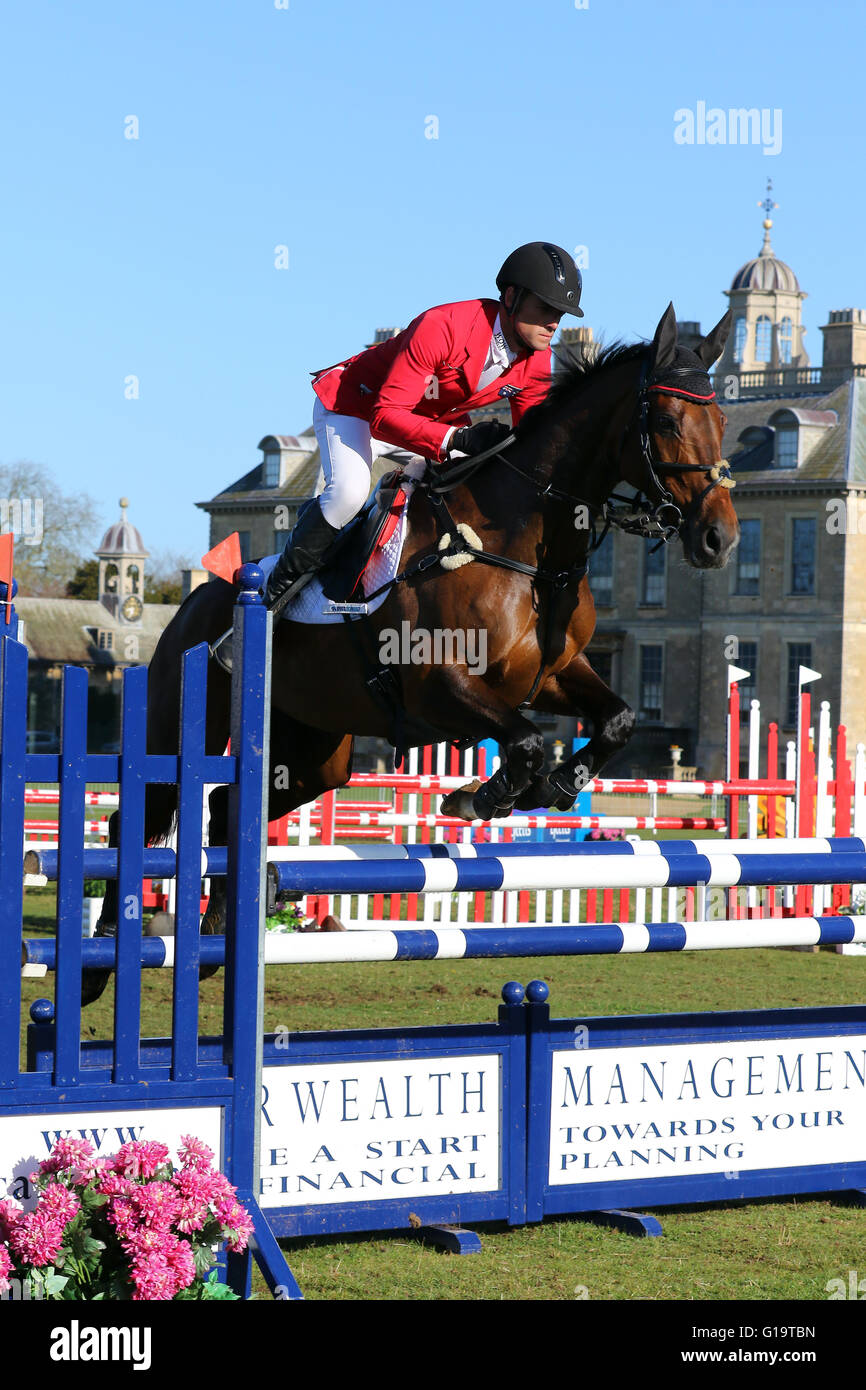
[
  {"left": 775, "top": 426, "right": 799, "bottom": 468},
  {"left": 262, "top": 450, "right": 281, "bottom": 487}
]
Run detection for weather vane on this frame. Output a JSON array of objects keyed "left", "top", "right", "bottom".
[{"left": 758, "top": 178, "right": 778, "bottom": 222}]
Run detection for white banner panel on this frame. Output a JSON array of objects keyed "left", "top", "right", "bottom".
[
  {"left": 549, "top": 1034, "right": 866, "bottom": 1185},
  {"left": 260, "top": 1054, "right": 501, "bottom": 1207},
  {"left": 0, "top": 1108, "right": 224, "bottom": 1205}
]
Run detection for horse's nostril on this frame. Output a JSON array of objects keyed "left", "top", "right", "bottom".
[{"left": 704, "top": 527, "right": 722, "bottom": 554}]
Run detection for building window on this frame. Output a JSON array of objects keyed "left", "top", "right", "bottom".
[
  {"left": 790, "top": 518, "right": 816, "bottom": 595},
  {"left": 591, "top": 531, "right": 614, "bottom": 606},
  {"left": 98, "top": 631, "right": 113, "bottom": 651},
  {"left": 736, "top": 641, "right": 758, "bottom": 720},
  {"left": 755, "top": 315, "right": 772, "bottom": 363},
  {"left": 775, "top": 426, "right": 798, "bottom": 468},
  {"left": 262, "top": 451, "right": 281, "bottom": 487},
  {"left": 641, "top": 544, "right": 665, "bottom": 606},
  {"left": 779, "top": 316, "right": 793, "bottom": 364},
  {"left": 733, "top": 317, "right": 747, "bottom": 363},
  {"left": 786, "top": 643, "right": 812, "bottom": 727},
  {"left": 735, "top": 519, "right": 760, "bottom": 596},
  {"left": 591, "top": 649, "right": 614, "bottom": 687},
  {"left": 639, "top": 645, "right": 663, "bottom": 723},
  {"left": 237, "top": 531, "right": 251, "bottom": 563}
]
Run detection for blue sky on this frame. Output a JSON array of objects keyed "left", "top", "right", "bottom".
[{"left": 1, "top": 0, "right": 863, "bottom": 568}]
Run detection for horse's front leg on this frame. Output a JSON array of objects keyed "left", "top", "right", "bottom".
[{"left": 513, "top": 653, "right": 635, "bottom": 812}]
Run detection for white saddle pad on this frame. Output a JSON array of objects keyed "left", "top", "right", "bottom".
[{"left": 264, "top": 464, "right": 424, "bottom": 626}]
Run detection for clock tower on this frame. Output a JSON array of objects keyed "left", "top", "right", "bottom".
[{"left": 96, "top": 498, "right": 148, "bottom": 626}]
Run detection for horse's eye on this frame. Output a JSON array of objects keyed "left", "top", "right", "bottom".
[{"left": 657, "top": 417, "right": 679, "bottom": 435}]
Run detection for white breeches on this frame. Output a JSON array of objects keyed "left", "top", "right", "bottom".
[{"left": 312, "top": 396, "right": 421, "bottom": 528}]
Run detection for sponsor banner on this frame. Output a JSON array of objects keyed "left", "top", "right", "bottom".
[
  {"left": 0, "top": 1108, "right": 224, "bottom": 1204},
  {"left": 549, "top": 1034, "right": 866, "bottom": 1184},
  {"left": 260, "top": 1054, "right": 501, "bottom": 1207}
]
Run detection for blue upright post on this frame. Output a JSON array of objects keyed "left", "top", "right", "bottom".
[{"left": 222, "top": 565, "right": 302, "bottom": 1301}]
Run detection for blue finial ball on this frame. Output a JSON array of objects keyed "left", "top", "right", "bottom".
[
  {"left": 0, "top": 577, "right": 18, "bottom": 601},
  {"left": 30, "top": 998, "right": 55, "bottom": 1024},
  {"left": 234, "top": 562, "right": 264, "bottom": 603},
  {"left": 526, "top": 979, "right": 549, "bottom": 1003},
  {"left": 501, "top": 981, "right": 525, "bottom": 1005}
]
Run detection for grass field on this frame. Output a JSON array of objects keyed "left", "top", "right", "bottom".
[{"left": 20, "top": 879, "right": 866, "bottom": 1302}]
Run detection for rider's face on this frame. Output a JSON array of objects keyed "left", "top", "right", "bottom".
[{"left": 502, "top": 289, "right": 564, "bottom": 352}]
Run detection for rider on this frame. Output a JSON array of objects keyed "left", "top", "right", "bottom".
[{"left": 268, "top": 242, "right": 584, "bottom": 612}]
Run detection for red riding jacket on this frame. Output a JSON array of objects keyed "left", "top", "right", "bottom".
[{"left": 311, "top": 298, "right": 552, "bottom": 462}]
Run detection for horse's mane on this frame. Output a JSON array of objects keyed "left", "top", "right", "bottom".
[{"left": 516, "top": 338, "right": 650, "bottom": 437}]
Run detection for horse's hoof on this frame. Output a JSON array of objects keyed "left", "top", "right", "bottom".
[
  {"left": 440, "top": 780, "right": 482, "bottom": 822},
  {"left": 199, "top": 903, "right": 225, "bottom": 980},
  {"left": 80, "top": 969, "right": 111, "bottom": 1007},
  {"left": 298, "top": 914, "right": 347, "bottom": 933},
  {"left": 144, "top": 911, "right": 175, "bottom": 937}
]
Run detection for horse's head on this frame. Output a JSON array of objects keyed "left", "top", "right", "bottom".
[{"left": 616, "top": 304, "right": 739, "bottom": 569}]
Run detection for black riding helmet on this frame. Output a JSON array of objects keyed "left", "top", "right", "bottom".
[{"left": 496, "top": 242, "right": 584, "bottom": 318}]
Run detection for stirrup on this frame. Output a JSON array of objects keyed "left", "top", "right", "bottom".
[{"left": 211, "top": 628, "right": 234, "bottom": 674}]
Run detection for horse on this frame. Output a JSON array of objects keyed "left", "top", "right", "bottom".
[{"left": 82, "top": 303, "right": 738, "bottom": 1001}]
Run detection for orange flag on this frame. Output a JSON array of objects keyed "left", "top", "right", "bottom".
[
  {"left": 0, "top": 533, "right": 14, "bottom": 625},
  {"left": 201, "top": 533, "right": 243, "bottom": 584}
]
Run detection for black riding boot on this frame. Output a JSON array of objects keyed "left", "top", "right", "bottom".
[
  {"left": 212, "top": 499, "right": 341, "bottom": 674},
  {"left": 262, "top": 498, "right": 342, "bottom": 609}
]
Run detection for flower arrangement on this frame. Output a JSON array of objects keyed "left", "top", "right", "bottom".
[
  {"left": 265, "top": 900, "right": 307, "bottom": 932},
  {"left": 587, "top": 827, "right": 626, "bottom": 842},
  {"left": 0, "top": 1135, "right": 253, "bottom": 1301}
]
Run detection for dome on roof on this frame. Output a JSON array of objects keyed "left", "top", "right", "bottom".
[
  {"left": 730, "top": 220, "right": 801, "bottom": 294},
  {"left": 95, "top": 498, "right": 149, "bottom": 557}
]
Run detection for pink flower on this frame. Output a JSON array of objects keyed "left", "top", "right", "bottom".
[
  {"left": 111, "top": 1140, "right": 170, "bottom": 1180},
  {"left": 36, "top": 1183, "right": 80, "bottom": 1226},
  {"left": 123, "top": 1229, "right": 195, "bottom": 1300},
  {"left": 0, "top": 1244, "right": 14, "bottom": 1294},
  {"left": 0, "top": 1198, "right": 22, "bottom": 1244},
  {"left": 178, "top": 1135, "right": 214, "bottom": 1172},
  {"left": 38, "top": 1137, "right": 97, "bottom": 1180},
  {"left": 164, "top": 1238, "right": 197, "bottom": 1290},
  {"left": 107, "top": 1196, "right": 140, "bottom": 1241},
  {"left": 95, "top": 1171, "right": 134, "bottom": 1198},
  {"left": 130, "top": 1182, "right": 183, "bottom": 1232},
  {"left": 172, "top": 1167, "right": 219, "bottom": 1233},
  {"left": 9, "top": 1208, "right": 65, "bottom": 1266}
]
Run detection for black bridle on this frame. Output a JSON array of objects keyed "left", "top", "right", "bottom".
[{"left": 611, "top": 362, "right": 735, "bottom": 547}]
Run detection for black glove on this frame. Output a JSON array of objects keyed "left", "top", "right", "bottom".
[{"left": 448, "top": 421, "right": 511, "bottom": 457}]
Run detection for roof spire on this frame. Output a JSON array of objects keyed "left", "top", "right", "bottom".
[{"left": 758, "top": 178, "right": 778, "bottom": 256}]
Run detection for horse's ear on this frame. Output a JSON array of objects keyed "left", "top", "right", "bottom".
[
  {"left": 648, "top": 302, "right": 678, "bottom": 376},
  {"left": 696, "top": 310, "right": 732, "bottom": 368}
]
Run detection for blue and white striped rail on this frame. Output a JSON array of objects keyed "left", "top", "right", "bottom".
[
  {"left": 268, "top": 849, "right": 866, "bottom": 895},
  {"left": 21, "top": 915, "right": 866, "bottom": 970}
]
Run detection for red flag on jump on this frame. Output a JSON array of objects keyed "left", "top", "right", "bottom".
[
  {"left": 0, "top": 533, "right": 14, "bottom": 625},
  {"left": 201, "top": 533, "right": 243, "bottom": 584}
]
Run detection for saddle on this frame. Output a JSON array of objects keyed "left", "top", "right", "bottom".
[{"left": 319, "top": 470, "right": 409, "bottom": 604}]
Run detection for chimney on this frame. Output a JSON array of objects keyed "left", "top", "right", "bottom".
[
  {"left": 181, "top": 568, "right": 209, "bottom": 599},
  {"left": 676, "top": 321, "right": 703, "bottom": 352},
  {"left": 554, "top": 325, "right": 597, "bottom": 374},
  {"left": 820, "top": 309, "right": 866, "bottom": 374}
]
